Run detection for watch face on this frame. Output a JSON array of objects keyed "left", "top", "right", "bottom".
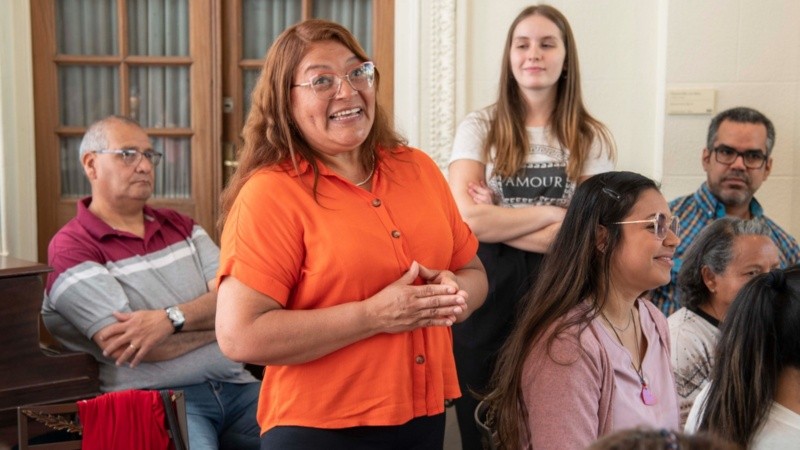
[{"left": 167, "top": 307, "right": 185, "bottom": 324}]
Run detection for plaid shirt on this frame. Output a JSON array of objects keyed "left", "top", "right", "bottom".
[{"left": 651, "top": 182, "right": 800, "bottom": 315}]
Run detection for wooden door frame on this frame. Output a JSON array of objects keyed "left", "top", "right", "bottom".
[
  {"left": 220, "top": 0, "right": 395, "bottom": 188},
  {"left": 31, "top": 0, "right": 59, "bottom": 263},
  {"left": 373, "top": 0, "right": 394, "bottom": 118}
]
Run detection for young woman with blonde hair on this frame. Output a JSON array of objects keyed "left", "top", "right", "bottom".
[{"left": 447, "top": 5, "right": 615, "bottom": 447}]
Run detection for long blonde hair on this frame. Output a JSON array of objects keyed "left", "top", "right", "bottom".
[
  {"left": 218, "top": 19, "right": 405, "bottom": 230},
  {"left": 488, "top": 5, "right": 615, "bottom": 181}
]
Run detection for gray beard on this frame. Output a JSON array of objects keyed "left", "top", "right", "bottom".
[{"left": 716, "top": 189, "right": 752, "bottom": 208}]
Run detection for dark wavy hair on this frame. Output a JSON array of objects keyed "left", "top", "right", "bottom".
[
  {"left": 698, "top": 265, "right": 800, "bottom": 447},
  {"left": 483, "top": 171, "right": 660, "bottom": 448}
]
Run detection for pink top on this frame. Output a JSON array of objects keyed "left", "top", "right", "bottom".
[
  {"left": 595, "top": 301, "right": 680, "bottom": 431},
  {"left": 521, "top": 299, "right": 679, "bottom": 450}
]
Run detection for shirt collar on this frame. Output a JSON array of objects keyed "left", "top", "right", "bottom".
[
  {"left": 688, "top": 305, "right": 721, "bottom": 329},
  {"left": 696, "top": 182, "right": 764, "bottom": 219},
  {"left": 76, "top": 196, "right": 159, "bottom": 240},
  {"left": 281, "top": 146, "right": 403, "bottom": 180},
  {"left": 279, "top": 154, "right": 338, "bottom": 180}
]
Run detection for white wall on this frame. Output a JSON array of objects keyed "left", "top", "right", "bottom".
[
  {"left": 457, "top": 0, "right": 664, "bottom": 176},
  {"left": 396, "top": 0, "right": 799, "bottom": 239},
  {"left": 403, "top": 0, "right": 666, "bottom": 177},
  {"left": 2, "top": 0, "right": 799, "bottom": 257},
  {"left": 661, "top": 0, "right": 800, "bottom": 238},
  {"left": 0, "top": 0, "right": 38, "bottom": 261}
]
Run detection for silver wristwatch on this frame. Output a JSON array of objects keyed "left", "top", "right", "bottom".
[{"left": 165, "top": 305, "right": 185, "bottom": 333}]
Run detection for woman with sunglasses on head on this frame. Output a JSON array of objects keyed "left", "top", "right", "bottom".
[
  {"left": 483, "top": 171, "right": 680, "bottom": 449},
  {"left": 446, "top": 6, "right": 615, "bottom": 447},
  {"left": 669, "top": 218, "right": 779, "bottom": 427},
  {"left": 686, "top": 266, "right": 800, "bottom": 448},
  {"left": 214, "top": 19, "right": 488, "bottom": 449}
]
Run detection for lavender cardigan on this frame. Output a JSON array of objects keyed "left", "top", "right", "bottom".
[{"left": 520, "top": 299, "right": 672, "bottom": 449}]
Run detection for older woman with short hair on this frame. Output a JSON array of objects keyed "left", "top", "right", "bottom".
[
  {"left": 669, "top": 217, "right": 779, "bottom": 425},
  {"left": 687, "top": 265, "right": 800, "bottom": 448}
]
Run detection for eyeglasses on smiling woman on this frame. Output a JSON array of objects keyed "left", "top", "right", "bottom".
[
  {"left": 92, "top": 148, "right": 164, "bottom": 167},
  {"left": 712, "top": 145, "right": 768, "bottom": 169},
  {"left": 614, "top": 212, "right": 680, "bottom": 240},
  {"left": 292, "top": 61, "right": 375, "bottom": 100}
]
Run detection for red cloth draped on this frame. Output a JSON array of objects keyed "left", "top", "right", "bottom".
[{"left": 78, "top": 390, "right": 171, "bottom": 450}]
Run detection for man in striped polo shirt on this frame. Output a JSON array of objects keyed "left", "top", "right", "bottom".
[
  {"left": 651, "top": 107, "right": 800, "bottom": 316},
  {"left": 42, "top": 116, "right": 260, "bottom": 449}
]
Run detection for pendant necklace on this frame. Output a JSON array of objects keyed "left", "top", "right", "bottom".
[{"left": 601, "top": 309, "right": 658, "bottom": 406}]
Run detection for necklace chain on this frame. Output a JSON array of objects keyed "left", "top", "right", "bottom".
[
  {"left": 604, "top": 310, "right": 633, "bottom": 332},
  {"left": 354, "top": 161, "right": 375, "bottom": 187},
  {"left": 601, "top": 309, "right": 644, "bottom": 376},
  {"left": 601, "top": 308, "right": 657, "bottom": 405}
]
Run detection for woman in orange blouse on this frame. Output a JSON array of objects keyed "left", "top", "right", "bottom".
[{"left": 214, "top": 19, "right": 487, "bottom": 449}]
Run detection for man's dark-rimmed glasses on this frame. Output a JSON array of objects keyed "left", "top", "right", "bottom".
[{"left": 713, "top": 145, "right": 768, "bottom": 169}]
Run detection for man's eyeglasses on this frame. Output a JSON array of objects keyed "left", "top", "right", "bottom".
[
  {"left": 92, "top": 148, "right": 163, "bottom": 167},
  {"left": 614, "top": 212, "right": 680, "bottom": 240},
  {"left": 292, "top": 61, "right": 375, "bottom": 100},
  {"left": 713, "top": 145, "right": 768, "bottom": 169}
]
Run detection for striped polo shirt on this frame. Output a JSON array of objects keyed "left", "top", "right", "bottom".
[{"left": 42, "top": 197, "right": 254, "bottom": 391}]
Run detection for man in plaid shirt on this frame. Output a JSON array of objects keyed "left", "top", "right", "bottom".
[{"left": 652, "top": 107, "right": 800, "bottom": 315}]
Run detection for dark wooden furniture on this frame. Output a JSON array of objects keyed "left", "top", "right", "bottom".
[{"left": 0, "top": 256, "right": 99, "bottom": 447}]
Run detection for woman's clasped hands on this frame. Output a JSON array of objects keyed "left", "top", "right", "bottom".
[{"left": 366, "top": 261, "right": 469, "bottom": 333}]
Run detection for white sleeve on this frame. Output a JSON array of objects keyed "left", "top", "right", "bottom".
[
  {"left": 684, "top": 382, "right": 711, "bottom": 433},
  {"left": 190, "top": 225, "right": 221, "bottom": 284},
  {"left": 448, "top": 109, "right": 491, "bottom": 165},
  {"left": 580, "top": 134, "right": 615, "bottom": 177}
]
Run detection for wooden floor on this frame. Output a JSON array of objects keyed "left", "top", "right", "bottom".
[{"left": 445, "top": 404, "right": 462, "bottom": 449}]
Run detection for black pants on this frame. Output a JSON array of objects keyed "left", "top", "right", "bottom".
[
  {"left": 260, "top": 413, "right": 445, "bottom": 450},
  {"left": 452, "top": 243, "right": 542, "bottom": 450}
]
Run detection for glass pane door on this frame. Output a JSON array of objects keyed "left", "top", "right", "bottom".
[
  {"left": 222, "top": 0, "right": 390, "bottom": 187},
  {"left": 33, "top": 0, "right": 218, "bottom": 260}
]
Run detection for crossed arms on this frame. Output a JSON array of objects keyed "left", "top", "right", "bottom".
[{"left": 92, "top": 281, "right": 218, "bottom": 368}]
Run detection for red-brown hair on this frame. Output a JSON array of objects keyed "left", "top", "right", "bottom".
[{"left": 218, "top": 19, "right": 405, "bottom": 230}]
